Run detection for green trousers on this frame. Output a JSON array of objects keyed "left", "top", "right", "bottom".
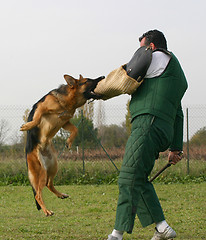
[{"left": 114, "top": 114, "right": 174, "bottom": 233}]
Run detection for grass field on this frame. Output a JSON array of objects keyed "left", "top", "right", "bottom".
[{"left": 0, "top": 183, "right": 205, "bottom": 240}]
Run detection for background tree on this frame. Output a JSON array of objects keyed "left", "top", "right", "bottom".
[
  {"left": 125, "top": 99, "right": 131, "bottom": 136},
  {"left": 21, "top": 109, "right": 30, "bottom": 146},
  {"left": 71, "top": 114, "right": 99, "bottom": 149},
  {"left": 0, "top": 119, "right": 10, "bottom": 146},
  {"left": 98, "top": 124, "right": 128, "bottom": 148},
  {"left": 22, "top": 109, "right": 30, "bottom": 123},
  {"left": 190, "top": 127, "right": 206, "bottom": 146},
  {"left": 96, "top": 100, "right": 105, "bottom": 127},
  {"left": 76, "top": 101, "right": 94, "bottom": 120}
]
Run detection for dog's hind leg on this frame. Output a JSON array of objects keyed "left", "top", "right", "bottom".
[
  {"left": 35, "top": 168, "right": 54, "bottom": 216},
  {"left": 27, "top": 150, "right": 54, "bottom": 216},
  {"left": 47, "top": 176, "right": 69, "bottom": 199},
  {"left": 45, "top": 145, "right": 69, "bottom": 199}
]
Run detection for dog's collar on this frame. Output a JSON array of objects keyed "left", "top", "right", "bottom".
[{"left": 58, "top": 110, "right": 73, "bottom": 118}]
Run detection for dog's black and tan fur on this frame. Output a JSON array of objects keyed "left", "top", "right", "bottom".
[{"left": 20, "top": 74, "right": 104, "bottom": 216}]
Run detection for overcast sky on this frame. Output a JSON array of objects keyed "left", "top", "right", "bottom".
[{"left": 0, "top": 0, "right": 205, "bottom": 107}]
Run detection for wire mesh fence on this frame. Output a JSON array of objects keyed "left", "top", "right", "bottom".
[{"left": 0, "top": 103, "right": 206, "bottom": 185}]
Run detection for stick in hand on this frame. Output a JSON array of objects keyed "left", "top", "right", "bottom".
[{"left": 149, "top": 151, "right": 183, "bottom": 182}]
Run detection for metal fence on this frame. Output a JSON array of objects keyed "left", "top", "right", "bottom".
[
  {"left": 0, "top": 103, "right": 206, "bottom": 182},
  {"left": 1, "top": 103, "right": 206, "bottom": 143},
  {"left": 1, "top": 104, "right": 206, "bottom": 143}
]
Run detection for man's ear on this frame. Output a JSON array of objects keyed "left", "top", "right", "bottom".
[
  {"left": 149, "top": 42, "right": 156, "bottom": 50},
  {"left": 64, "top": 75, "right": 76, "bottom": 87}
]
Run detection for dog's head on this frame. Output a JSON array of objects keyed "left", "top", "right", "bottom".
[{"left": 64, "top": 74, "right": 104, "bottom": 100}]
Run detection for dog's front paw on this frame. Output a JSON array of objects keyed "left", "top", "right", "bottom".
[
  {"left": 66, "top": 139, "right": 72, "bottom": 149},
  {"left": 20, "top": 124, "right": 29, "bottom": 131},
  {"left": 20, "top": 122, "right": 35, "bottom": 131}
]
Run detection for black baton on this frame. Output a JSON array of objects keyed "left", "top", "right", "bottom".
[
  {"left": 149, "top": 162, "right": 171, "bottom": 182},
  {"left": 149, "top": 152, "right": 183, "bottom": 182}
]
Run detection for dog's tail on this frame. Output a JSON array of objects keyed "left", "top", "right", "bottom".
[
  {"left": 25, "top": 129, "right": 42, "bottom": 210},
  {"left": 25, "top": 105, "right": 42, "bottom": 211}
]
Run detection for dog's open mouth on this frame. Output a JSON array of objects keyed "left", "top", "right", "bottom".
[{"left": 84, "top": 76, "right": 105, "bottom": 100}]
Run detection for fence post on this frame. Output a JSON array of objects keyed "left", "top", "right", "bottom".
[
  {"left": 186, "top": 107, "right": 190, "bottom": 175},
  {"left": 81, "top": 110, "right": 85, "bottom": 174}
]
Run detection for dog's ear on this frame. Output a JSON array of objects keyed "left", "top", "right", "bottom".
[
  {"left": 79, "top": 74, "right": 84, "bottom": 80},
  {"left": 64, "top": 75, "right": 76, "bottom": 88}
]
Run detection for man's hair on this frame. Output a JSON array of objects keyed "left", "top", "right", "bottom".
[{"left": 139, "top": 30, "right": 167, "bottom": 50}]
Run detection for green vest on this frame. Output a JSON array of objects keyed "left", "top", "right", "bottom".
[{"left": 130, "top": 53, "right": 188, "bottom": 125}]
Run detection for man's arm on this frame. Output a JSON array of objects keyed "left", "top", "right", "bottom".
[
  {"left": 168, "top": 104, "right": 184, "bottom": 164},
  {"left": 169, "top": 104, "right": 184, "bottom": 151}
]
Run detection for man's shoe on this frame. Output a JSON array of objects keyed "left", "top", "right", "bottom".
[
  {"left": 151, "top": 226, "right": 176, "bottom": 240},
  {"left": 107, "top": 234, "right": 119, "bottom": 240}
]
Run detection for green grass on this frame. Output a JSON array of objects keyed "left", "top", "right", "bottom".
[{"left": 0, "top": 183, "right": 205, "bottom": 239}]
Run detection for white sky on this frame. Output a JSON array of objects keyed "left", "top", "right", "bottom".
[{"left": 0, "top": 0, "right": 205, "bottom": 107}]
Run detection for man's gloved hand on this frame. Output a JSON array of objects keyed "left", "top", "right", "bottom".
[{"left": 168, "top": 151, "right": 183, "bottom": 165}]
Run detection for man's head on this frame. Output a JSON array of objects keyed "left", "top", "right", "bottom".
[{"left": 139, "top": 30, "right": 167, "bottom": 50}]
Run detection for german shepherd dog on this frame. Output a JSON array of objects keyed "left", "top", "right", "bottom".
[{"left": 20, "top": 74, "right": 104, "bottom": 216}]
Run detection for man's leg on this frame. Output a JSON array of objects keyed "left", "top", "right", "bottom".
[{"left": 114, "top": 115, "right": 166, "bottom": 233}]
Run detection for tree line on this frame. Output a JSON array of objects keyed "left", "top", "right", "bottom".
[
  {"left": 0, "top": 101, "right": 206, "bottom": 153},
  {"left": 0, "top": 101, "right": 131, "bottom": 153}
]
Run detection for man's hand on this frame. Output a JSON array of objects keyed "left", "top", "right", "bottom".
[{"left": 168, "top": 151, "right": 183, "bottom": 165}]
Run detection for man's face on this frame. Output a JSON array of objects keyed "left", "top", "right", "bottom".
[
  {"left": 140, "top": 37, "right": 156, "bottom": 50},
  {"left": 140, "top": 37, "right": 147, "bottom": 47}
]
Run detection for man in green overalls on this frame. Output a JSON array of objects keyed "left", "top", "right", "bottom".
[{"left": 107, "top": 30, "right": 188, "bottom": 240}]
